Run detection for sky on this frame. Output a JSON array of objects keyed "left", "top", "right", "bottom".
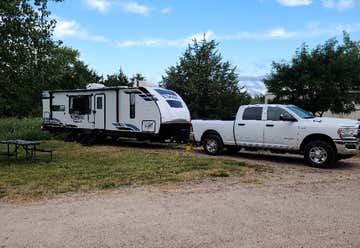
[{"left": 49, "top": 0, "right": 360, "bottom": 95}]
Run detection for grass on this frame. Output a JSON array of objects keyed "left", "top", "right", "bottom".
[
  {"left": 0, "top": 140, "right": 270, "bottom": 201},
  {"left": 0, "top": 117, "right": 51, "bottom": 140}
]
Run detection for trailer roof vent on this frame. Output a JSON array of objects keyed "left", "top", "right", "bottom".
[{"left": 86, "top": 83, "right": 106, "bottom": 90}]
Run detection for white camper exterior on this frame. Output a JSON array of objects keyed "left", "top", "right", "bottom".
[{"left": 42, "top": 86, "right": 191, "bottom": 143}]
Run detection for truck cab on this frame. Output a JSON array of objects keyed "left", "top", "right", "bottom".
[{"left": 192, "top": 104, "right": 360, "bottom": 167}]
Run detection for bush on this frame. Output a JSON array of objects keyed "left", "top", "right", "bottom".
[{"left": 0, "top": 118, "right": 51, "bottom": 140}]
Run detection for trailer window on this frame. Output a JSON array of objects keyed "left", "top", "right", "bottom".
[
  {"left": 52, "top": 105, "right": 65, "bottom": 112},
  {"left": 96, "top": 96, "right": 103, "bottom": 109},
  {"left": 242, "top": 107, "right": 263, "bottom": 120},
  {"left": 69, "top": 95, "right": 91, "bottom": 115},
  {"left": 130, "top": 93, "right": 135, "bottom": 119},
  {"left": 154, "top": 89, "right": 177, "bottom": 98},
  {"left": 166, "top": 100, "right": 183, "bottom": 108}
]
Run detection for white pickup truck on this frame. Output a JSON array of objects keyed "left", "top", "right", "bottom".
[{"left": 192, "top": 104, "right": 360, "bottom": 167}]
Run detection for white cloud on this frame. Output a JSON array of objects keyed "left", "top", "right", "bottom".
[
  {"left": 114, "top": 22, "right": 360, "bottom": 48},
  {"left": 120, "top": 2, "right": 151, "bottom": 15},
  {"left": 322, "top": 0, "right": 355, "bottom": 10},
  {"left": 277, "top": 0, "right": 312, "bottom": 6},
  {"left": 116, "top": 30, "right": 215, "bottom": 48},
  {"left": 84, "top": 0, "right": 153, "bottom": 15},
  {"left": 239, "top": 76, "right": 267, "bottom": 96},
  {"left": 160, "top": 7, "right": 172, "bottom": 14},
  {"left": 84, "top": 0, "right": 111, "bottom": 12},
  {"left": 267, "top": 28, "right": 295, "bottom": 38},
  {"left": 54, "top": 19, "right": 108, "bottom": 42}
]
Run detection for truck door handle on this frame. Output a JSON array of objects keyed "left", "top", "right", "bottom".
[
  {"left": 266, "top": 124, "right": 274, "bottom": 127},
  {"left": 238, "top": 123, "right": 245, "bottom": 126}
]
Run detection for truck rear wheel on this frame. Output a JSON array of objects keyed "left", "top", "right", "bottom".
[
  {"left": 304, "top": 140, "right": 336, "bottom": 168},
  {"left": 203, "top": 134, "right": 223, "bottom": 155}
]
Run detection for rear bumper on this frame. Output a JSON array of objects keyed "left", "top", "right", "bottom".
[
  {"left": 158, "top": 122, "right": 191, "bottom": 142},
  {"left": 334, "top": 139, "right": 360, "bottom": 155}
]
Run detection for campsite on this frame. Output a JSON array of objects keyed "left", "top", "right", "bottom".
[{"left": 1, "top": 0, "right": 360, "bottom": 247}]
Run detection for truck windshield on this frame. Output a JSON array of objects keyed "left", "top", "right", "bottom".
[{"left": 287, "top": 105, "right": 315, "bottom": 119}]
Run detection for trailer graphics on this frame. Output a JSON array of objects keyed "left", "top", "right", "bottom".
[{"left": 42, "top": 86, "right": 191, "bottom": 143}]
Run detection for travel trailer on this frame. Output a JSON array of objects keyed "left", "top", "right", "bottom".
[{"left": 41, "top": 84, "right": 191, "bottom": 145}]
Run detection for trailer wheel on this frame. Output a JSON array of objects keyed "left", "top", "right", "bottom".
[
  {"left": 80, "top": 133, "right": 97, "bottom": 146},
  {"left": 64, "top": 130, "right": 77, "bottom": 142},
  {"left": 304, "top": 140, "right": 335, "bottom": 168},
  {"left": 202, "top": 134, "right": 223, "bottom": 155}
]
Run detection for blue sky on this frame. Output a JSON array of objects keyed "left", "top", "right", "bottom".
[{"left": 50, "top": 0, "right": 360, "bottom": 95}]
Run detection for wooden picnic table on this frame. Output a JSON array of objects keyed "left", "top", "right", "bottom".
[{"left": 0, "top": 139, "right": 41, "bottom": 159}]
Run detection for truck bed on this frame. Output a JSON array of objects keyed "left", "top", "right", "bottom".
[{"left": 192, "top": 120, "right": 236, "bottom": 145}]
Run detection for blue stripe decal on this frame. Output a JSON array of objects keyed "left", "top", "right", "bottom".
[
  {"left": 125, "top": 123, "right": 140, "bottom": 131},
  {"left": 112, "top": 122, "right": 140, "bottom": 132}
]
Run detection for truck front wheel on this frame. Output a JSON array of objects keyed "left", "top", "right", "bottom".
[
  {"left": 304, "top": 141, "right": 336, "bottom": 167},
  {"left": 203, "top": 134, "right": 223, "bottom": 155}
]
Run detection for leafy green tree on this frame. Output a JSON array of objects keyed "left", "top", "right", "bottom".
[
  {"left": 162, "top": 38, "right": 250, "bottom": 119},
  {"left": 0, "top": 0, "right": 100, "bottom": 117},
  {"left": 103, "top": 68, "right": 131, "bottom": 87},
  {"left": 0, "top": 0, "right": 62, "bottom": 117},
  {"left": 264, "top": 32, "right": 360, "bottom": 116},
  {"left": 130, "top": 73, "right": 145, "bottom": 87},
  {"left": 46, "top": 46, "right": 101, "bottom": 89}
]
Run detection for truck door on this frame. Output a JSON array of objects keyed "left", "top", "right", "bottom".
[
  {"left": 264, "top": 106, "right": 298, "bottom": 149},
  {"left": 234, "top": 106, "right": 264, "bottom": 146},
  {"left": 94, "top": 94, "right": 105, "bottom": 129}
]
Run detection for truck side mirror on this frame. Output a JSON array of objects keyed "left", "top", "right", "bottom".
[{"left": 280, "top": 114, "right": 297, "bottom": 122}]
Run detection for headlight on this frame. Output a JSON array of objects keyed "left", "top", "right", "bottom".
[{"left": 337, "top": 128, "right": 358, "bottom": 139}]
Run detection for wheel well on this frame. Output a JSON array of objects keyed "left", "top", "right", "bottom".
[
  {"left": 201, "top": 130, "right": 223, "bottom": 144},
  {"left": 300, "top": 134, "right": 337, "bottom": 153}
]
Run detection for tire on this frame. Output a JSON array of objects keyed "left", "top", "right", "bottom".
[
  {"left": 202, "top": 134, "right": 224, "bottom": 155},
  {"left": 226, "top": 146, "right": 241, "bottom": 154},
  {"left": 80, "top": 133, "right": 97, "bottom": 146},
  {"left": 64, "top": 130, "right": 77, "bottom": 142},
  {"left": 304, "top": 140, "right": 336, "bottom": 168}
]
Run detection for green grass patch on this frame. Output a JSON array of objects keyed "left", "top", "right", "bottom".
[
  {"left": 0, "top": 140, "right": 269, "bottom": 201},
  {"left": 0, "top": 118, "right": 51, "bottom": 140}
]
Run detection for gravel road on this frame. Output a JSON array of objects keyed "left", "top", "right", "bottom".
[{"left": 1, "top": 152, "right": 360, "bottom": 248}]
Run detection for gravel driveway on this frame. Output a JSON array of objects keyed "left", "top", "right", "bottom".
[{"left": 1, "top": 152, "right": 360, "bottom": 248}]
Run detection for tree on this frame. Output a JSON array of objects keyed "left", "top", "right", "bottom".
[
  {"left": 161, "top": 38, "right": 250, "bottom": 119},
  {"left": 103, "top": 67, "right": 131, "bottom": 87},
  {"left": 0, "top": 0, "right": 100, "bottom": 117},
  {"left": 264, "top": 32, "right": 360, "bottom": 116},
  {"left": 0, "top": 0, "right": 62, "bottom": 116},
  {"left": 46, "top": 46, "right": 101, "bottom": 88},
  {"left": 130, "top": 73, "right": 145, "bottom": 87}
]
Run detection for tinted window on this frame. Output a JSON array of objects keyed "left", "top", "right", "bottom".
[
  {"left": 130, "top": 93, "right": 135, "bottom": 119},
  {"left": 267, "top": 107, "right": 291, "bottom": 121},
  {"left": 69, "top": 95, "right": 91, "bottom": 115},
  {"left": 96, "top": 97, "right": 103, "bottom": 109},
  {"left": 166, "top": 100, "right": 183, "bottom": 108},
  {"left": 155, "top": 88, "right": 177, "bottom": 97},
  {"left": 287, "top": 105, "right": 314, "bottom": 119},
  {"left": 242, "top": 107, "right": 263, "bottom": 120}
]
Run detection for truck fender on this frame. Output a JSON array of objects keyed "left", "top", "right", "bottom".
[
  {"left": 300, "top": 133, "right": 337, "bottom": 153},
  {"left": 201, "top": 130, "right": 224, "bottom": 145}
]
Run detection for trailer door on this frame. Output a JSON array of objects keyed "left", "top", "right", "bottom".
[{"left": 94, "top": 94, "right": 105, "bottom": 129}]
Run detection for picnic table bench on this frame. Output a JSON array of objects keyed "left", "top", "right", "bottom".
[{"left": 0, "top": 140, "right": 54, "bottom": 161}]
